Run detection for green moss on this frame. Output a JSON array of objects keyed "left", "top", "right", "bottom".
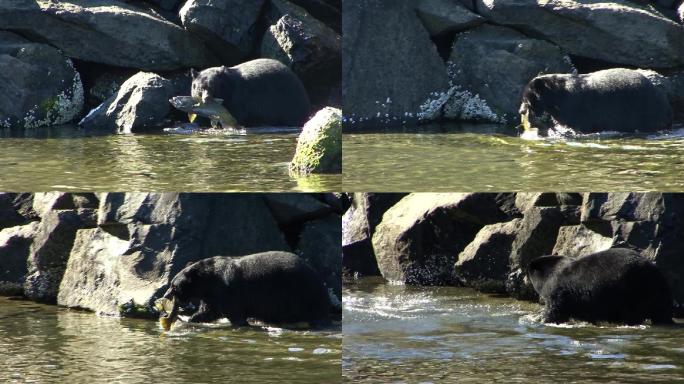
[
  {"left": 40, "top": 96, "right": 59, "bottom": 116},
  {"left": 289, "top": 107, "right": 342, "bottom": 175},
  {"left": 118, "top": 300, "right": 156, "bottom": 319}
]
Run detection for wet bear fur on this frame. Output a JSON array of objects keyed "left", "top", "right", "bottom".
[
  {"left": 162, "top": 251, "right": 331, "bottom": 327},
  {"left": 191, "top": 58, "right": 311, "bottom": 127},
  {"left": 520, "top": 68, "right": 672, "bottom": 135},
  {"left": 528, "top": 248, "right": 673, "bottom": 325}
]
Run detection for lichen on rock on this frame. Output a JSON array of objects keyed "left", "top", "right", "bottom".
[{"left": 290, "top": 107, "right": 342, "bottom": 174}]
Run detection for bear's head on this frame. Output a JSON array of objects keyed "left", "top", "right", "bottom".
[
  {"left": 520, "top": 75, "right": 569, "bottom": 135},
  {"left": 527, "top": 255, "right": 568, "bottom": 298}
]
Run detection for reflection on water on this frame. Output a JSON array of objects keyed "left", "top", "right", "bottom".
[
  {"left": 343, "top": 123, "right": 684, "bottom": 191},
  {"left": 0, "top": 298, "right": 341, "bottom": 383},
  {"left": 0, "top": 125, "right": 340, "bottom": 192},
  {"left": 343, "top": 278, "right": 684, "bottom": 383}
]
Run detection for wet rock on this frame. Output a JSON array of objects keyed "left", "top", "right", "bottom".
[
  {"left": 0, "top": 222, "right": 39, "bottom": 296},
  {"left": 343, "top": 0, "right": 449, "bottom": 129},
  {"left": 447, "top": 24, "right": 573, "bottom": 122},
  {"left": 454, "top": 219, "right": 521, "bottom": 293},
  {"left": 290, "top": 107, "right": 342, "bottom": 174},
  {"left": 551, "top": 224, "right": 614, "bottom": 257},
  {"left": 0, "top": 193, "right": 38, "bottom": 230},
  {"left": 264, "top": 193, "right": 333, "bottom": 224},
  {"left": 179, "top": 0, "right": 266, "bottom": 64},
  {"left": 371, "top": 193, "right": 512, "bottom": 285},
  {"left": 24, "top": 209, "right": 97, "bottom": 303},
  {"left": 261, "top": 0, "right": 341, "bottom": 108},
  {"left": 0, "top": 31, "right": 83, "bottom": 130},
  {"left": 342, "top": 193, "right": 407, "bottom": 277},
  {"left": 415, "top": 0, "right": 484, "bottom": 36},
  {"left": 297, "top": 215, "right": 342, "bottom": 298},
  {"left": 79, "top": 72, "right": 175, "bottom": 134},
  {"left": 474, "top": 0, "right": 684, "bottom": 68},
  {"left": 0, "top": 0, "right": 218, "bottom": 71}
]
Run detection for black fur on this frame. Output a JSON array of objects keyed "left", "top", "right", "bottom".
[
  {"left": 191, "top": 58, "right": 311, "bottom": 127},
  {"left": 520, "top": 68, "right": 672, "bottom": 134},
  {"left": 162, "top": 251, "right": 331, "bottom": 327},
  {"left": 528, "top": 248, "right": 673, "bottom": 325}
]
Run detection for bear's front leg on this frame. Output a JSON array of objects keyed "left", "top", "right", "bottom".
[{"left": 188, "top": 301, "right": 221, "bottom": 323}]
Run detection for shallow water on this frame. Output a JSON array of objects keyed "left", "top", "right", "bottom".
[
  {"left": 0, "top": 125, "right": 340, "bottom": 192},
  {"left": 0, "top": 297, "right": 341, "bottom": 383},
  {"left": 342, "top": 124, "right": 684, "bottom": 191},
  {"left": 343, "top": 278, "right": 684, "bottom": 383}
]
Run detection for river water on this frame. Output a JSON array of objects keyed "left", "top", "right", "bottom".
[
  {"left": 343, "top": 278, "right": 684, "bottom": 383},
  {"left": 0, "top": 125, "right": 340, "bottom": 192},
  {"left": 0, "top": 298, "right": 341, "bottom": 383},
  {"left": 343, "top": 124, "right": 684, "bottom": 191}
]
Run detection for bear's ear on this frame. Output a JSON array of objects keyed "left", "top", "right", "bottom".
[{"left": 190, "top": 68, "right": 198, "bottom": 79}]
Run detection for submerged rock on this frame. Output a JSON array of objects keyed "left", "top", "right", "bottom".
[
  {"left": 0, "top": 31, "right": 83, "bottom": 129},
  {"left": 0, "top": 0, "right": 218, "bottom": 71},
  {"left": 290, "top": 107, "right": 342, "bottom": 174}
]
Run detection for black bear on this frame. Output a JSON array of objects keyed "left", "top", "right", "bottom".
[
  {"left": 157, "top": 251, "right": 332, "bottom": 330},
  {"left": 528, "top": 248, "right": 673, "bottom": 325},
  {"left": 520, "top": 68, "right": 672, "bottom": 135},
  {"left": 190, "top": 58, "right": 311, "bottom": 127}
]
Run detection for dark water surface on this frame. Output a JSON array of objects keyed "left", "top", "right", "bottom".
[
  {"left": 0, "top": 125, "right": 340, "bottom": 191},
  {"left": 343, "top": 278, "right": 684, "bottom": 383},
  {"left": 0, "top": 298, "right": 341, "bottom": 383},
  {"left": 343, "top": 124, "right": 684, "bottom": 191}
]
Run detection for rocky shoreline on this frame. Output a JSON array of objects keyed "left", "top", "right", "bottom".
[
  {"left": 0, "top": 0, "right": 341, "bottom": 133},
  {"left": 343, "top": 0, "right": 684, "bottom": 130},
  {"left": 342, "top": 192, "right": 684, "bottom": 317},
  {"left": 0, "top": 192, "right": 342, "bottom": 319}
]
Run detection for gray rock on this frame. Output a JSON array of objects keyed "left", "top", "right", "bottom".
[
  {"left": 474, "top": 0, "right": 684, "bottom": 68},
  {"left": 509, "top": 207, "right": 567, "bottom": 271},
  {"left": 289, "top": 0, "right": 341, "bottom": 32},
  {"left": 416, "top": 0, "right": 484, "bottom": 36},
  {"left": 179, "top": 0, "right": 266, "bottom": 64},
  {"left": 514, "top": 192, "right": 582, "bottom": 213},
  {"left": 297, "top": 215, "right": 342, "bottom": 298},
  {"left": 551, "top": 224, "right": 614, "bottom": 257},
  {"left": 580, "top": 192, "right": 675, "bottom": 223},
  {"left": 0, "top": 193, "right": 37, "bottom": 231},
  {"left": 454, "top": 219, "right": 521, "bottom": 293},
  {"left": 448, "top": 24, "right": 573, "bottom": 122},
  {"left": 24, "top": 209, "right": 97, "bottom": 303},
  {"left": 263, "top": 193, "right": 333, "bottom": 224},
  {"left": 371, "top": 193, "right": 512, "bottom": 285},
  {"left": 0, "top": 31, "right": 83, "bottom": 129},
  {"left": 261, "top": 0, "right": 341, "bottom": 108},
  {"left": 679, "top": 2, "right": 683, "bottom": 23},
  {"left": 32, "top": 192, "right": 99, "bottom": 219},
  {"left": 79, "top": 72, "right": 175, "bottom": 133},
  {"left": 0, "top": 0, "right": 218, "bottom": 71},
  {"left": 0, "top": 222, "right": 39, "bottom": 296},
  {"left": 343, "top": 0, "right": 449, "bottom": 129},
  {"left": 342, "top": 193, "right": 407, "bottom": 277}
]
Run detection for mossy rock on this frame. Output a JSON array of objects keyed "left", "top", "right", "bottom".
[{"left": 289, "top": 107, "right": 341, "bottom": 174}]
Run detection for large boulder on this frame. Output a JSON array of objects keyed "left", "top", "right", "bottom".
[
  {"left": 474, "top": 0, "right": 684, "bottom": 69},
  {"left": 297, "top": 214, "right": 342, "bottom": 298},
  {"left": 342, "top": 193, "right": 407, "bottom": 277},
  {"left": 342, "top": 0, "right": 449, "bottom": 129},
  {"left": 454, "top": 219, "right": 521, "bottom": 293},
  {"left": 24, "top": 209, "right": 97, "bottom": 303},
  {"left": 371, "top": 193, "right": 513, "bottom": 285},
  {"left": 78, "top": 72, "right": 176, "bottom": 133},
  {"left": 179, "top": 0, "right": 266, "bottom": 64},
  {"left": 0, "top": 222, "right": 39, "bottom": 295},
  {"left": 262, "top": 0, "right": 341, "bottom": 108},
  {"left": 58, "top": 193, "right": 293, "bottom": 317},
  {"left": 289, "top": 0, "right": 341, "bottom": 32},
  {"left": 290, "top": 107, "right": 342, "bottom": 174},
  {"left": 263, "top": 193, "right": 333, "bottom": 224},
  {"left": 551, "top": 224, "right": 614, "bottom": 257},
  {"left": 0, "top": 193, "right": 37, "bottom": 230},
  {"left": 0, "top": 0, "right": 218, "bottom": 70},
  {"left": 0, "top": 31, "right": 83, "bottom": 129},
  {"left": 447, "top": 24, "right": 573, "bottom": 122},
  {"left": 415, "top": 0, "right": 484, "bottom": 36}
]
